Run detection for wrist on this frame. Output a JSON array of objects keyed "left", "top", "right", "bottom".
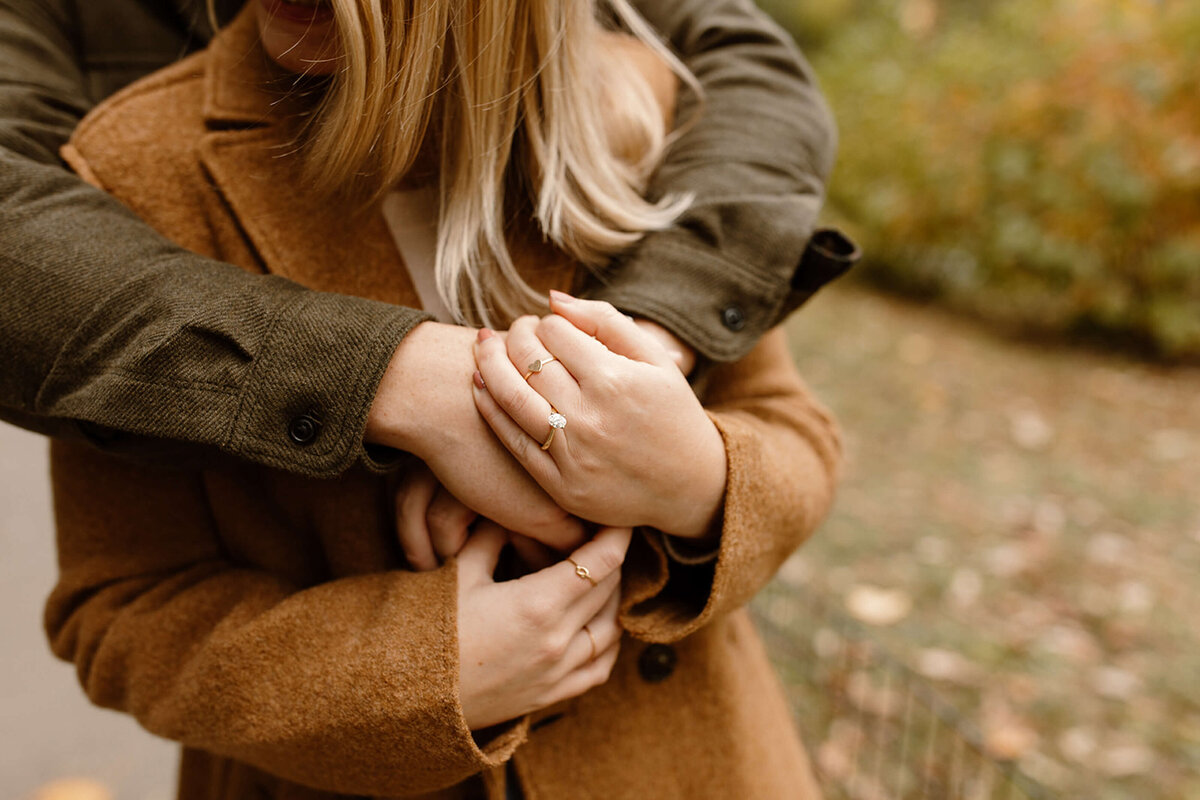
[
  {"left": 365, "top": 321, "right": 474, "bottom": 457},
  {"left": 654, "top": 421, "right": 727, "bottom": 539}
]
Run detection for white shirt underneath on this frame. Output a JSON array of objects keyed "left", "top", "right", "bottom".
[{"left": 380, "top": 186, "right": 453, "bottom": 323}]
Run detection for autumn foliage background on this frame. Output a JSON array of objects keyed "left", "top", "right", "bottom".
[{"left": 765, "top": 0, "right": 1200, "bottom": 359}]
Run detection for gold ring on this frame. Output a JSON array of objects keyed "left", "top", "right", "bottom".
[
  {"left": 584, "top": 625, "right": 597, "bottom": 660},
  {"left": 522, "top": 356, "right": 558, "bottom": 381},
  {"left": 540, "top": 408, "right": 566, "bottom": 451},
  {"left": 566, "top": 557, "right": 597, "bottom": 586}
]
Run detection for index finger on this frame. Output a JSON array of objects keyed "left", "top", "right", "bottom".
[{"left": 521, "top": 525, "right": 633, "bottom": 602}]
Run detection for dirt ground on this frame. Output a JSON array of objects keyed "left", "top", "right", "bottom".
[{"left": 781, "top": 284, "right": 1200, "bottom": 798}]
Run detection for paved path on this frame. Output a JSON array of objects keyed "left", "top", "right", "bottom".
[{"left": 0, "top": 423, "right": 174, "bottom": 799}]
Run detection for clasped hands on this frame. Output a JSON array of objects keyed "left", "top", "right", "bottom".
[{"left": 365, "top": 291, "right": 726, "bottom": 729}]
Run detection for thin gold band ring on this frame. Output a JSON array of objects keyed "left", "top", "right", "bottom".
[
  {"left": 522, "top": 356, "right": 558, "bottom": 381},
  {"left": 584, "top": 625, "right": 597, "bottom": 660}
]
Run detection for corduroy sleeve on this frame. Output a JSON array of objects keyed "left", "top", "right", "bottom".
[
  {"left": 619, "top": 329, "right": 841, "bottom": 642},
  {"left": 44, "top": 440, "right": 526, "bottom": 796},
  {"left": 0, "top": 0, "right": 428, "bottom": 477},
  {"left": 597, "top": 0, "right": 837, "bottom": 364}
]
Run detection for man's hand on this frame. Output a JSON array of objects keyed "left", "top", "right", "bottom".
[{"left": 367, "top": 321, "right": 585, "bottom": 551}]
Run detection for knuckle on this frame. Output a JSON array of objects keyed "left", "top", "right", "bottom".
[
  {"left": 539, "top": 632, "right": 571, "bottom": 664},
  {"left": 502, "top": 385, "right": 529, "bottom": 417},
  {"left": 537, "top": 314, "right": 565, "bottom": 338},
  {"left": 519, "top": 595, "right": 555, "bottom": 629}
]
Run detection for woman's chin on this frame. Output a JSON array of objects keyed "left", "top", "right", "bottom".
[{"left": 256, "top": 0, "right": 340, "bottom": 75}]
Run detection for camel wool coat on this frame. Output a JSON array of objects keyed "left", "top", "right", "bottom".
[{"left": 45, "top": 10, "right": 840, "bottom": 800}]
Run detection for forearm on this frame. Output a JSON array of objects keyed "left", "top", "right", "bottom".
[
  {"left": 0, "top": 156, "right": 426, "bottom": 475},
  {"left": 601, "top": 0, "right": 837, "bottom": 362}
]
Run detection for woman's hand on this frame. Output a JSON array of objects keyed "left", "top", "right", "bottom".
[
  {"left": 471, "top": 293, "right": 727, "bottom": 541},
  {"left": 455, "top": 524, "right": 630, "bottom": 730},
  {"left": 395, "top": 463, "right": 477, "bottom": 571},
  {"left": 396, "top": 466, "right": 559, "bottom": 572},
  {"left": 368, "top": 321, "right": 586, "bottom": 552}
]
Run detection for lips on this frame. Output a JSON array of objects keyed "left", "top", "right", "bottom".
[{"left": 260, "top": 0, "right": 334, "bottom": 25}]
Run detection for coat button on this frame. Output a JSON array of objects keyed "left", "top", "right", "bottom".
[
  {"left": 287, "top": 414, "right": 321, "bottom": 445},
  {"left": 638, "top": 644, "right": 677, "bottom": 683},
  {"left": 721, "top": 305, "right": 747, "bottom": 331}
]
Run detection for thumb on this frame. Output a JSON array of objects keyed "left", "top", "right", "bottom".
[
  {"left": 548, "top": 291, "right": 674, "bottom": 367},
  {"left": 454, "top": 521, "right": 507, "bottom": 587}
]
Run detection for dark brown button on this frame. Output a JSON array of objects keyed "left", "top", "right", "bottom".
[
  {"left": 721, "top": 305, "right": 747, "bottom": 331},
  {"left": 287, "top": 414, "right": 321, "bottom": 445},
  {"left": 638, "top": 643, "right": 677, "bottom": 683}
]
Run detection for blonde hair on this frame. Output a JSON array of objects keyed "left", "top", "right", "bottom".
[{"left": 254, "top": 0, "right": 696, "bottom": 327}]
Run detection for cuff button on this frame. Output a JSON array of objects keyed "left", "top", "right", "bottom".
[
  {"left": 287, "top": 414, "right": 322, "bottom": 445},
  {"left": 721, "top": 305, "right": 747, "bottom": 332}
]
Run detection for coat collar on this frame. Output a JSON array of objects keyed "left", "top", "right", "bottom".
[{"left": 197, "top": 7, "right": 419, "bottom": 305}]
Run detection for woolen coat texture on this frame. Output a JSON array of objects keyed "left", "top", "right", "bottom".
[{"left": 46, "top": 11, "right": 840, "bottom": 800}]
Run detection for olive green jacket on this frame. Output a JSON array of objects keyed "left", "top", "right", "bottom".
[{"left": 0, "top": 0, "right": 839, "bottom": 477}]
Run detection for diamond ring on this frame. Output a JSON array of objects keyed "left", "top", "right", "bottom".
[{"left": 541, "top": 409, "right": 567, "bottom": 450}]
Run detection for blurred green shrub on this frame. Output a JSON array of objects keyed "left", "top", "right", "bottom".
[{"left": 763, "top": 0, "right": 1200, "bottom": 358}]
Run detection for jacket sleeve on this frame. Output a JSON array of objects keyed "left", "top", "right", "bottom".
[
  {"left": 0, "top": 0, "right": 427, "bottom": 478},
  {"left": 596, "top": 0, "right": 837, "bottom": 363},
  {"left": 44, "top": 441, "right": 526, "bottom": 796},
  {"left": 620, "top": 328, "right": 840, "bottom": 641}
]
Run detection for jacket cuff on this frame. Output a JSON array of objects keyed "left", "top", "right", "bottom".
[
  {"left": 590, "top": 230, "right": 789, "bottom": 365},
  {"left": 592, "top": 223, "right": 857, "bottom": 366},
  {"left": 225, "top": 289, "right": 430, "bottom": 477}
]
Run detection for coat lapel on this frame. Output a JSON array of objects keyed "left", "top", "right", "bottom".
[{"left": 196, "top": 8, "right": 419, "bottom": 307}]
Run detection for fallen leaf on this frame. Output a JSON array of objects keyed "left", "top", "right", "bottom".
[
  {"left": 33, "top": 780, "right": 112, "bottom": 800},
  {"left": 845, "top": 584, "right": 912, "bottom": 626},
  {"left": 846, "top": 671, "right": 903, "bottom": 717},
  {"left": 1117, "top": 581, "right": 1155, "bottom": 614},
  {"left": 1097, "top": 744, "right": 1155, "bottom": 777},
  {"left": 1085, "top": 532, "right": 1131, "bottom": 566},
  {"left": 985, "top": 543, "right": 1028, "bottom": 577},
  {"left": 776, "top": 554, "right": 812, "bottom": 588},
  {"left": 812, "top": 627, "right": 842, "bottom": 660},
  {"left": 947, "top": 568, "right": 982, "bottom": 608},
  {"left": 1009, "top": 405, "right": 1054, "bottom": 451},
  {"left": 916, "top": 647, "right": 979, "bottom": 684},
  {"left": 1090, "top": 666, "right": 1143, "bottom": 700},
  {"left": 1058, "top": 726, "right": 1098, "bottom": 764},
  {"left": 985, "top": 721, "right": 1039, "bottom": 760}
]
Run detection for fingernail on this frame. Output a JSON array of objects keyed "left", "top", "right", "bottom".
[
  {"left": 549, "top": 290, "right": 575, "bottom": 304},
  {"left": 477, "top": 328, "right": 494, "bottom": 342},
  {"left": 472, "top": 370, "right": 486, "bottom": 390}
]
